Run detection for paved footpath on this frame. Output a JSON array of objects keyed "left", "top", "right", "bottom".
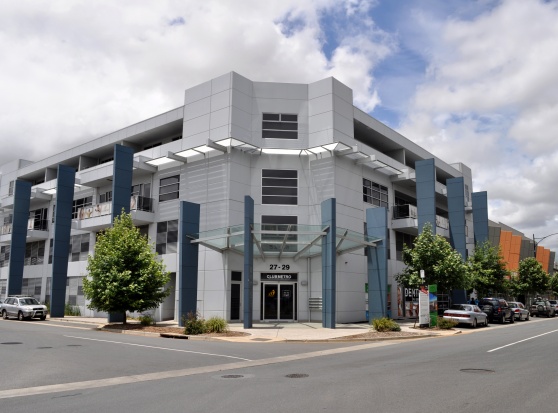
[{"left": 47, "top": 316, "right": 459, "bottom": 342}]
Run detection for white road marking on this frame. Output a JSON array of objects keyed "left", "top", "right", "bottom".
[
  {"left": 63, "top": 335, "right": 253, "bottom": 361},
  {"left": 0, "top": 341, "right": 397, "bottom": 399},
  {"left": 487, "top": 329, "right": 558, "bottom": 352}
]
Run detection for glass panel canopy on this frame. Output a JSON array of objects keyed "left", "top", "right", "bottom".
[{"left": 189, "top": 224, "right": 381, "bottom": 260}]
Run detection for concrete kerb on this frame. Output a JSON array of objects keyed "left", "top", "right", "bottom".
[{"left": 46, "top": 316, "right": 463, "bottom": 343}]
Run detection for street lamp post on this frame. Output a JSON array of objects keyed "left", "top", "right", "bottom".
[{"left": 532, "top": 233, "right": 558, "bottom": 257}]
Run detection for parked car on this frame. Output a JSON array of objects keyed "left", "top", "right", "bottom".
[
  {"left": 530, "top": 300, "right": 556, "bottom": 318},
  {"left": 1, "top": 296, "right": 47, "bottom": 321},
  {"left": 479, "top": 298, "right": 514, "bottom": 324},
  {"left": 508, "top": 301, "right": 530, "bottom": 321},
  {"left": 548, "top": 300, "right": 558, "bottom": 313},
  {"left": 443, "top": 304, "right": 488, "bottom": 328}
]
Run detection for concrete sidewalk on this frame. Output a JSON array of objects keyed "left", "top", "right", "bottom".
[{"left": 48, "top": 316, "right": 452, "bottom": 342}]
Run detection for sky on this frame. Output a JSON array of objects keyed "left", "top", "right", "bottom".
[{"left": 1, "top": 0, "right": 558, "bottom": 252}]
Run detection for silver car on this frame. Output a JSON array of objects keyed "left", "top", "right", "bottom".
[
  {"left": 508, "top": 301, "right": 530, "bottom": 321},
  {"left": 443, "top": 304, "right": 488, "bottom": 328},
  {"left": 1, "top": 296, "right": 47, "bottom": 321}
]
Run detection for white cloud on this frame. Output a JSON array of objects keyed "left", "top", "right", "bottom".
[
  {"left": 397, "top": 0, "right": 558, "bottom": 251},
  {"left": 0, "top": 0, "right": 394, "bottom": 166}
]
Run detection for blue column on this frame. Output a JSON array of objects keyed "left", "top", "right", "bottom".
[
  {"left": 367, "top": 207, "right": 388, "bottom": 322},
  {"left": 472, "top": 191, "right": 489, "bottom": 245},
  {"left": 50, "top": 165, "right": 76, "bottom": 317},
  {"left": 447, "top": 177, "right": 467, "bottom": 260},
  {"left": 108, "top": 144, "right": 134, "bottom": 323},
  {"left": 7, "top": 180, "right": 32, "bottom": 296},
  {"left": 415, "top": 159, "right": 436, "bottom": 234},
  {"left": 321, "top": 198, "right": 336, "bottom": 329},
  {"left": 243, "top": 196, "right": 254, "bottom": 328},
  {"left": 178, "top": 201, "right": 200, "bottom": 327},
  {"left": 111, "top": 144, "right": 134, "bottom": 221}
]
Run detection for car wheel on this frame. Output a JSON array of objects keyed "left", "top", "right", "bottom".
[
  {"left": 17, "top": 311, "right": 25, "bottom": 321},
  {"left": 472, "top": 318, "right": 477, "bottom": 329},
  {"left": 40, "top": 315, "right": 46, "bottom": 321},
  {"left": 2, "top": 310, "right": 7, "bottom": 320}
]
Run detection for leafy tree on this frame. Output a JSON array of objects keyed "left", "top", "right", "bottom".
[
  {"left": 549, "top": 274, "right": 558, "bottom": 296},
  {"left": 83, "top": 211, "right": 171, "bottom": 323},
  {"left": 517, "top": 257, "right": 549, "bottom": 296},
  {"left": 467, "top": 241, "right": 509, "bottom": 297},
  {"left": 395, "top": 223, "right": 469, "bottom": 292}
]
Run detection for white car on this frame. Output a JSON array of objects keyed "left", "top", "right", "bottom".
[{"left": 1, "top": 296, "right": 47, "bottom": 321}]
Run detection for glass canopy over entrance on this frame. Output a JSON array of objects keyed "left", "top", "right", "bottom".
[{"left": 189, "top": 224, "right": 381, "bottom": 260}]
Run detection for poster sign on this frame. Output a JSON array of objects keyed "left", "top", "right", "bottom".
[
  {"left": 429, "top": 284, "right": 438, "bottom": 327},
  {"left": 418, "top": 285, "right": 430, "bottom": 327}
]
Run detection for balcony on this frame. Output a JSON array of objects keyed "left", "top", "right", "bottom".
[
  {"left": 27, "top": 218, "right": 49, "bottom": 242},
  {"left": 73, "top": 196, "right": 155, "bottom": 232},
  {"left": 391, "top": 204, "right": 450, "bottom": 237}
]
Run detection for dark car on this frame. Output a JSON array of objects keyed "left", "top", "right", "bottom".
[
  {"left": 479, "top": 298, "right": 514, "bottom": 324},
  {"left": 530, "top": 300, "right": 556, "bottom": 318}
]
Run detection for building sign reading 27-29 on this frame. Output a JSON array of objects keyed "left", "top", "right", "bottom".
[{"left": 268, "top": 264, "right": 290, "bottom": 270}]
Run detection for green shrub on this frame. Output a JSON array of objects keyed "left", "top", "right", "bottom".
[
  {"left": 205, "top": 316, "right": 228, "bottom": 333},
  {"left": 139, "top": 314, "right": 155, "bottom": 326},
  {"left": 437, "top": 317, "right": 458, "bottom": 329},
  {"left": 372, "top": 317, "right": 401, "bottom": 332},
  {"left": 183, "top": 311, "right": 206, "bottom": 335},
  {"left": 64, "top": 303, "right": 81, "bottom": 316}
]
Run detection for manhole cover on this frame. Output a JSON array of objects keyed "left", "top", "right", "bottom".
[
  {"left": 37, "top": 346, "right": 53, "bottom": 349},
  {"left": 1, "top": 342, "right": 22, "bottom": 345},
  {"left": 460, "top": 368, "right": 495, "bottom": 374},
  {"left": 221, "top": 374, "right": 244, "bottom": 379},
  {"left": 285, "top": 373, "right": 309, "bottom": 378}
]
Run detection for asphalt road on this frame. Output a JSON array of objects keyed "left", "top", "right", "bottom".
[{"left": 1, "top": 316, "right": 557, "bottom": 412}]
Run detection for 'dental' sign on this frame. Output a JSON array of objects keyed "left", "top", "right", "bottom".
[{"left": 261, "top": 273, "right": 298, "bottom": 281}]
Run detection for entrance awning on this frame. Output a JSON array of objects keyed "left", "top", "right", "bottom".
[{"left": 189, "top": 224, "right": 381, "bottom": 261}]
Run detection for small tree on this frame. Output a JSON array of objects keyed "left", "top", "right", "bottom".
[
  {"left": 549, "top": 274, "right": 558, "bottom": 296},
  {"left": 517, "top": 257, "right": 549, "bottom": 297},
  {"left": 83, "top": 211, "right": 171, "bottom": 323},
  {"left": 467, "top": 241, "right": 509, "bottom": 297},
  {"left": 395, "top": 223, "right": 469, "bottom": 292}
]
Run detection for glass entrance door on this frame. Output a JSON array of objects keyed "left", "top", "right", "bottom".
[{"left": 263, "top": 283, "right": 296, "bottom": 321}]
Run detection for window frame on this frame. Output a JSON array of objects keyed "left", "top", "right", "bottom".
[
  {"left": 261, "top": 169, "right": 298, "bottom": 205},
  {"left": 262, "top": 113, "right": 298, "bottom": 140}
]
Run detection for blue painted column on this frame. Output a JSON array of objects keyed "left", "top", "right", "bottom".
[
  {"left": 447, "top": 177, "right": 467, "bottom": 260},
  {"left": 178, "top": 201, "right": 200, "bottom": 327},
  {"left": 243, "top": 196, "right": 254, "bottom": 328},
  {"left": 50, "top": 165, "right": 76, "bottom": 317},
  {"left": 108, "top": 144, "right": 134, "bottom": 323},
  {"left": 472, "top": 191, "right": 489, "bottom": 245},
  {"left": 366, "top": 207, "right": 388, "bottom": 322},
  {"left": 111, "top": 144, "right": 134, "bottom": 221},
  {"left": 415, "top": 159, "right": 436, "bottom": 234},
  {"left": 7, "top": 180, "right": 32, "bottom": 296},
  {"left": 321, "top": 198, "right": 336, "bottom": 329}
]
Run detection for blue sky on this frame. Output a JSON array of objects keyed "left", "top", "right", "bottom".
[{"left": 1, "top": 0, "right": 558, "bottom": 251}]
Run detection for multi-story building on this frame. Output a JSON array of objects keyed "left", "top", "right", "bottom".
[{"left": 0, "top": 72, "right": 554, "bottom": 325}]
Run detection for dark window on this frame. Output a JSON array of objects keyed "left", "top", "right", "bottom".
[
  {"left": 24, "top": 241, "right": 46, "bottom": 266},
  {"left": 0, "top": 245, "right": 10, "bottom": 268},
  {"left": 262, "top": 113, "right": 298, "bottom": 139},
  {"left": 262, "top": 170, "right": 297, "bottom": 205},
  {"left": 231, "top": 271, "right": 242, "bottom": 282},
  {"left": 72, "top": 197, "right": 93, "bottom": 219},
  {"left": 8, "top": 180, "right": 14, "bottom": 196},
  {"left": 99, "top": 191, "right": 112, "bottom": 203},
  {"left": 29, "top": 208, "right": 48, "bottom": 231},
  {"left": 69, "top": 234, "right": 89, "bottom": 262},
  {"left": 395, "top": 231, "right": 415, "bottom": 261},
  {"left": 156, "top": 220, "right": 178, "bottom": 255},
  {"left": 144, "top": 142, "right": 162, "bottom": 150},
  {"left": 261, "top": 215, "right": 298, "bottom": 253},
  {"left": 159, "top": 175, "right": 180, "bottom": 202},
  {"left": 363, "top": 179, "right": 388, "bottom": 208}
]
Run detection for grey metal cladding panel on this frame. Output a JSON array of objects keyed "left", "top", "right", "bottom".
[
  {"left": 231, "top": 72, "right": 254, "bottom": 96},
  {"left": 472, "top": 192, "right": 489, "bottom": 244},
  {"left": 488, "top": 226, "right": 501, "bottom": 248},
  {"left": 252, "top": 82, "right": 308, "bottom": 100},
  {"left": 520, "top": 239, "right": 533, "bottom": 261}
]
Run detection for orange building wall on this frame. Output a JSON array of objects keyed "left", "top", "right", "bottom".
[
  {"left": 542, "top": 248, "right": 551, "bottom": 272},
  {"left": 499, "top": 231, "right": 513, "bottom": 270},
  {"left": 508, "top": 235, "right": 522, "bottom": 272},
  {"left": 536, "top": 245, "right": 545, "bottom": 267}
]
